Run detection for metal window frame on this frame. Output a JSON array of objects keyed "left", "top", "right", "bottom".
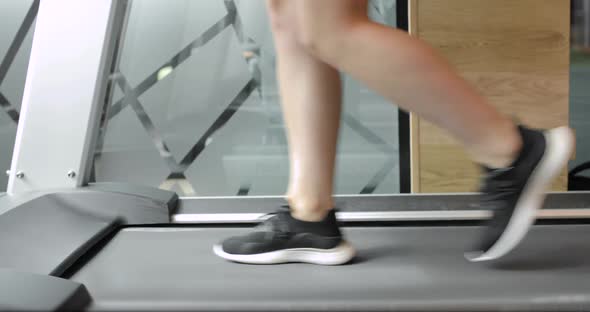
[{"left": 397, "top": 0, "right": 411, "bottom": 194}]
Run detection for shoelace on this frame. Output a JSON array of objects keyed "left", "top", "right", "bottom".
[{"left": 255, "top": 206, "right": 293, "bottom": 239}]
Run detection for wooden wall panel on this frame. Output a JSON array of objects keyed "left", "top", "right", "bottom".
[{"left": 409, "top": 0, "right": 571, "bottom": 193}]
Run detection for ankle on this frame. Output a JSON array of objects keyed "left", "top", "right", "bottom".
[
  {"left": 286, "top": 195, "right": 333, "bottom": 222},
  {"left": 470, "top": 122, "right": 523, "bottom": 169}
]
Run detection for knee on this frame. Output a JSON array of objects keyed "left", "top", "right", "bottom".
[
  {"left": 266, "top": 0, "right": 366, "bottom": 63},
  {"left": 295, "top": 17, "right": 363, "bottom": 63}
]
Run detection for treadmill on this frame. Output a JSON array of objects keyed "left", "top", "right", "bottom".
[
  {"left": 3, "top": 187, "right": 590, "bottom": 311},
  {"left": 2, "top": 1, "right": 590, "bottom": 311}
]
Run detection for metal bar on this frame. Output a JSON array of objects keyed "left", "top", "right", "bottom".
[
  {"left": 177, "top": 191, "right": 590, "bottom": 200},
  {"left": 224, "top": 0, "right": 262, "bottom": 94},
  {"left": 7, "top": 0, "right": 127, "bottom": 195},
  {"left": 0, "top": 0, "right": 39, "bottom": 86},
  {"left": 176, "top": 79, "right": 258, "bottom": 172},
  {"left": 172, "top": 209, "right": 590, "bottom": 224},
  {"left": 174, "top": 192, "right": 590, "bottom": 217},
  {"left": 108, "top": 12, "right": 234, "bottom": 120},
  {"left": 342, "top": 113, "right": 394, "bottom": 154},
  {"left": 0, "top": 92, "right": 19, "bottom": 123},
  {"left": 90, "top": 0, "right": 132, "bottom": 183},
  {"left": 236, "top": 184, "right": 251, "bottom": 196},
  {"left": 115, "top": 75, "right": 180, "bottom": 172},
  {"left": 360, "top": 157, "right": 396, "bottom": 194},
  {"left": 342, "top": 112, "right": 398, "bottom": 194}
]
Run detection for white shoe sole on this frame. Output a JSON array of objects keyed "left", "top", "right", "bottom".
[
  {"left": 213, "top": 241, "right": 356, "bottom": 265},
  {"left": 467, "top": 126, "right": 575, "bottom": 262}
]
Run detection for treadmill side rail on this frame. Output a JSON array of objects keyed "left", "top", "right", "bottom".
[
  {"left": 0, "top": 187, "right": 177, "bottom": 276},
  {"left": 87, "top": 182, "right": 179, "bottom": 214}
]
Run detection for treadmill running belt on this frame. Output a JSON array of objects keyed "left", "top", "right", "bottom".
[{"left": 70, "top": 225, "right": 590, "bottom": 311}]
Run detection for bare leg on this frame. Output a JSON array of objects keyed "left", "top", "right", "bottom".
[
  {"left": 267, "top": 0, "right": 342, "bottom": 221},
  {"left": 214, "top": 0, "right": 573, "bottom": 265},
  {"left": 292, "top": 0, "right": 521, "bottom": 168}
]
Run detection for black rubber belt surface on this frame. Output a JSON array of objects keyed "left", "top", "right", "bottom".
[{"left": 71, "top": 225, "right": 590, "bottom": 311}]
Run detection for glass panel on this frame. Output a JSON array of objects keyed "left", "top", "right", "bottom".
[
  {"left": 570, "top": 0, "right": 590, "bottom": 190},
  {"left": 0, "top": 0, "right": 37, "bottom": 191},
  {"left": 94, "top": 0, "right": 402, "bottom": 197}
]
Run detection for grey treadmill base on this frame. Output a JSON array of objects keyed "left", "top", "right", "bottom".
[
  {"left": 0, "top": 185, "right": 177, "bottom": 311},
  {"left": 0, "top": 185, "right": 176, "bottom": 275},
  {"left": 87, "top": 182, "right": 178, "bottom": 212},
  {"left": 0, "top": 192, "right": 121, "bottom": 276},
  {"left": 72, "top": 224, "right": 590, "bottom": 311},
  {"left": 0, "top": 269, "right": 90, "bottom": 311}
]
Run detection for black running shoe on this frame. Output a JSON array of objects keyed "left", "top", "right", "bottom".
[
  {"left": 213, "top": 207, "right": 356, "bottom": 265},
  {"left": 466, "top": 125, "right": 574, "bottom": 262}
]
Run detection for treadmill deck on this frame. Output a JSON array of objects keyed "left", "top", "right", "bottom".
[{"left": 70, "top": 225, "right": 590, "bottom": 311}]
